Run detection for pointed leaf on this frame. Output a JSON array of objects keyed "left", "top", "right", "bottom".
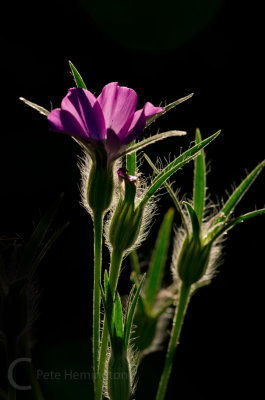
[
  {"left": 145, "top": 93, "right": 194, "bottom": 127},
  {"left": 193, "top": 128, "right": 206, "bottom": 224},
  {"left": 69, "top": 61, "right": 87, "bottom": 89},
  {"left": 183, "top": 202, "right": 200, "bottom": 238},
  {"left": 124, "top": 274, "right": 145, "bottom": 350},
  {"left": 139, "top": 130, "right": 221, "bottom": 208},
  {"left": 129, "top": 250, "right": 141, "bottom": 276},
  {"left": 126, "top": 140, "right": 136, "bottom": 175},
  {"left": 144, "top": 208, "right": 175, "bottom": 308},
  {"left": 99, "top": 280, "right": 115, "bottom": 348},
  {"left": 19, "top": 97, "right": 50, "bottom": 116},
  {"left": 209, "top": 208, "right": 265, "bottom": 244},
  {"left": 114, "top": 130, "right": 186, "bottom": 160},
  {"left": 113, "top": 293, "right": 124, "bottom": 340},
  {"left": 144, "top": 153, "right": 189, "bottom": 235},
  {"left": 214, "top": 160, "right": 265, "bottom": 227},
  {"left": 18, "top": 194, "right": 64, "bottom": 279}
]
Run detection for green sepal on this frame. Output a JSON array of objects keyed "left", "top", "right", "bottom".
[
  {"left": 145, "top": 93, "right": 194, "bottom": 128},
  {"left": 144, "top": 208, "right": 175, "bottom": 309},
  {"left": 115, "top": 130, "right": 186, "bottom": 160},
  {"left": 140, "top": 130, "right": 221, "bottom": 208},
  {"left": 19, "top": 97, "right": 50, "bottom": 116},
  {"left": 208, "top": 208, "right": 265, "bottom": 244},
  {"left": 69, "top": 61, "right": 87, "bottom": 89},
  {"left": 183, "top": 202, "right": 200, "bottom": 238},
  {"left": 193, "top": 128, "right": 206, "bottom": 225},
  {"left": 214, "top": 159, "right": 265, "bottom": 226}
]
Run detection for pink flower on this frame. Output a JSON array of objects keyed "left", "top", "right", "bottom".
[{"left": 48, "top": 83, "right": 163, "bottom": 161}]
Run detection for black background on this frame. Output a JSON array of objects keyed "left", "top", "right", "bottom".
[{"left": 0, "top": 1, "right": 263, "bottom": 398}]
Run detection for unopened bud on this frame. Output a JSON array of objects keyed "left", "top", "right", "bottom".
[{"left": 177, "top": 236, "right": 211, "bottom": 285}]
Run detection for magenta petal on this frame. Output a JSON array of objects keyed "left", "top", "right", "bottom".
[
  {"left": 119, "top": 102, "right": 164, "bottom": 144},
  {"left": 61, "top": 88, "right": 106, "bottom": 140},
  {"left": 97, "top": 82, "right": 137, "bottom": 134},
  {"left": 48, "top": 108, "right": 89, "bottom": 140}
]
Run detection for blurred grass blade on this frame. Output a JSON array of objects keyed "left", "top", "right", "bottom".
[
  {"left": 209, "top": 208, "right": 265, "bottom": 244},
  {"left": 126, "top": 140, "right": 136, "bottom": 175},
  {"left": 214, "top": 160, "right": 265, "bottom": 227},
  {"left": 145, "top": 93, "right": 194, "bottom": 127},
  {"left": 30, "top": 222, "right": 69, "bottom": 274},
  {"left": 19, "top": 194, "right": 64, "bottom": 279},
  {"left": 144, "top": 209, "right": 175, "bottom": 308},
  {"left": 193, "top": 128, "right": 206, "bottom": 225},
  {"left": 140, "top": 130, "right": 221, "bottom": 207},
  {"left": 183, "top": 202, "right": 200, "bottom": 238},
  {"left": 115, "top": 130, "right": 186, "bottom": 160},
  {"left": 129, "top": 251, "right": 141, "bottom": 275},
  {"left": 144, "top": 153, "right": 189, "bottom": 235},
  {"left": 19, "top": 97, "right": 50, "bottom": 116},
  {"left": 69, "top": 61, "right": 87, "bottom": 89},
  {"left": 0, "top": 388, "right": 7, "bottom": 400},
  {"left": 124, "top": 274, "right": 145, "bottom": 350}
]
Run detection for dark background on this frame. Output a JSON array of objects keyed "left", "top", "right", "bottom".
[{"left": 0, "top": 0, "right": 263, "bottom": 398}]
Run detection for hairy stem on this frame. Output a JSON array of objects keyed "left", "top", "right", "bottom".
[
  {"left": 95, "top": 248, "right": 123, "bottom": 400},
  {"left": 156, "top": 283, "right": 191, "bottom": 400},
  {"left": 93, "top": 212, "right": 103, "bottom": 391}
]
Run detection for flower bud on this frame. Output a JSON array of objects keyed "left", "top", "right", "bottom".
[
  {"left": 108, "top": 351, "right": 131, "bottom": 400},
  {"left": 177, "top": 236, "right": 211, "bottom": 286},
  {"left": 109, "top": 169, "right": 143, "bottom": 253},
  {"left": 86, "top": 147, "right": 114, "bottom": 214}
]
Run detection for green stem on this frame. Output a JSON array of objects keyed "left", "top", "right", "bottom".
[
  {"left": 95, "top": 248, "right": 123, "bottom": 400},
  {"left": 93, "top": 212, "right": 103, "bottom": 391},
  {"left": 156, "top": 283, "right": 191, "bottom": 400}
]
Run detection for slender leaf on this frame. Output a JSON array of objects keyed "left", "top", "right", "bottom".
[
  {"left": 214, "top": 159, "right": 265, "bottom": 226},
  {"left": 69, "top": 61, "right": 87, "bottom": 89},
  {"left": 139, "top": 130, "right": 221, "bottom": 207},
  {"left": 19, "top": 194, "right": 64, "bottom": 279},
  {"left": 193, "top": 128, "right": 206, "bottom": 224},
  {"left": 144, "top": 208, "right": 175, "bottom": 308},
  {"left": 129, "top": 250, "right": 141, "bottom": 276},
  {"left": 126, "top": 140, "right": 136, "bottom": 175},
  {"left": 19, "top": 97, "right": 50, "bottom": 116},
  {"left": 115, "top": 130, "right": 186, "bottom": 160},
  {"left": 209, "top": 208, "right": 265, "bottom": 244},
  {"left": 144, "top": 153, "right": 189, "bottom": 235},
  {"left": 99, "top": 278, "right": 115, "bottom": 347},
  {"left": 145, "top": 93, "right": 194, "bottom": 127},
  {"left": 124, "top": 274, "right": 145, "bottom": 350}
]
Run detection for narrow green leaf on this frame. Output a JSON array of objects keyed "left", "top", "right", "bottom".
[
  {"left": 114, "top": 130, "right": 186, "bottom": 161},
  {"left": 126, "top": 140, "right": 136, "bottom": 175},
  {"left": 144, "top": 208, "right": 175, "bottom": 308},
  {"left": 214, "top": 160, "right": 265, "bottom": 226},
  {"left": 145, "top": 93, "right": 194, "bottom": 127},
  {"left": 69, "top": 61, "right": 87, "bottom": 89},
  {"left": 183, "top": 202, "right": 200, "bottom": 238},
  {"left": 124, "top": 274, "right": 145, "bottom": 350},
  {"left": 144, "top": 153, "right": 189, "bottom": 235},
  {"left": 209, "top": 208, "right": 265, "bottom": 244},
  {"left": 19, "top": 97, "right": 50, "bottom": 116},
  {"left": 193, "top": 128, "right": 206, "bottom": 225},
  {"left": 19, "top": 194, "right": 64, "bottom": 279},
  {"left": 139, "top": 130, "right": 221, "bottom": 208}
]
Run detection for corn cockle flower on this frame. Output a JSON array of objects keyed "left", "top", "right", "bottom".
[{"left": 48, "top": 83, "right": 164, "bottom": 162}]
